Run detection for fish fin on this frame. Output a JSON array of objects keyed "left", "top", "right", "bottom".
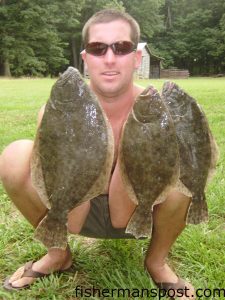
[
  {"left": 30, "top": 135, "right": 51, "bottom": 209},
  {"left": 186, "top": 194, "right": 208, "bottom": 224},
  {"left": 34, "top": 215, "right": 68, "bottom": 250},
  {"left": 207, "top": 129, "right": 219, "bottom": 184},
  {"left": 125, "top": 206, "right": 152, "bottom": 239}
]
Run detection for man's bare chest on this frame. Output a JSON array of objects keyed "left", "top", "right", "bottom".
[{"left": 109, "top": 118, "right": 125, "bottom": 160}]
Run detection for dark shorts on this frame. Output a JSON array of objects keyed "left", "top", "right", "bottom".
[{"left": 79, "top": 194, "right": 136, "bottom": 239}]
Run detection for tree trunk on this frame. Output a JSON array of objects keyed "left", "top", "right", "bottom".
[
  {"left": 165, "top": 0, "right": 172, "bottom": 29},
  {"left": 3, "top": 59, "right": 11, "bottom": 77},
  {"left": 71, "top": 37, "right": 78, "bottom": 68}
]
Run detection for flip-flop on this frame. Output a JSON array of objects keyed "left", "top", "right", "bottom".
[
  {"left": 3, "top": 260, "right": 72, "bottom": 291},
  {"left": 153, "top": 277, "right": 187, "bottom": 299},
  {"left": 154, "top": 277, "right": 186, "bottom": 290},
  {"left": 144, "top": 264, "right": 192, "bottom": 299},
  {"left": 153, "top": 277, "right": 186, "bottom": 299}
]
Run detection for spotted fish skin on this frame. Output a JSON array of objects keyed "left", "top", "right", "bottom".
[
  {"left": 119, "top": 86, "right": 179, "bottom": 238},
  {"left": 31, "top": 67, "right": 114, "bottom": 249},
  {"left": 162, "top": 82, "right": 219, "bottom": 224}
]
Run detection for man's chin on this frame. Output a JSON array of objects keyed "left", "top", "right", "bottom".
[{"left": 95, "top": 85, "right": 124, "bottom": 99}]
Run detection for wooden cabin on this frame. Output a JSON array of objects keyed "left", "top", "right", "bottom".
[{"left": 136, "top": 42, "right": 162, "bottom": 79}]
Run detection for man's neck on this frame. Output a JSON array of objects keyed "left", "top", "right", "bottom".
[{"left": 91, "top": 84, "right": 143, "bottom": 122}]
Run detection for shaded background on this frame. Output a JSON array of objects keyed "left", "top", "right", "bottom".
[{"left": 0, "top": 0, "right": 225, "bottom": 77}]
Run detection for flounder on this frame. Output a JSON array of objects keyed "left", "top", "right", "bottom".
[
  {"left": 31, "top": 67, "right": 114, "bottom": 249},
  {"left": 119, "top": 86, "right": 180, "bottom": 238},
  {"left": 162, "top": 82, "right": 219, "bottom": 224}
]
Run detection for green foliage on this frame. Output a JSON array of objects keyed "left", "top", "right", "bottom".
[
  {"left": 122, "top": 0, "right": 164, "bottom": 40},
  {"left": 153, "top": 0, "right": 225, "bottom": 74},
  {"left": 0, "top": 0, "right": 225, "bottom": 76},
  {"left": 0, "top": 0, "right": 126, "bottom": 75},
  {"left": 0, "top": 0, "right": 69, "bottom": 76}
]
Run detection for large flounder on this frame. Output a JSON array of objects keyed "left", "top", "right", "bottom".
[
  {"left": 119, "top": 86, "right": 180, "bottom": 238},
  {"left": 162, "top": 82, "right": 219, "bottom": 224},
  {"left": 31, "top": 67, "right": 114, "bottom": 249}
]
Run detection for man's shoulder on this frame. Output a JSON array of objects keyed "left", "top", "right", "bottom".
[{"left": 134, "top": 84, "right": 145, "bottom": 97}]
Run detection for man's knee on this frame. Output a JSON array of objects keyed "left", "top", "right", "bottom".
[
  {"left": 0, "top": 139, "right": 33, "bottom": 190},
  {"left": 164, "top": 190, "right": 191, "bottom": 212},
  {"left": 153, "top": 189, "right": 191, "bottom": 226}
]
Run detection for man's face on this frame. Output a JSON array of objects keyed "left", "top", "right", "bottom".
[{"left": 82, "top": 20, "right": 142, "bottom": 99}]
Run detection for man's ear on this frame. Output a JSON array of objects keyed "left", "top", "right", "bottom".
[
  {"left": 81, "top": 50, "right": 89, "bottom": 74},
  {"left": 81, "top": 50, "right": 86, "bottom": 62},
  {"left": 135, "top": 50, "right": 142, "bottom": 69}
]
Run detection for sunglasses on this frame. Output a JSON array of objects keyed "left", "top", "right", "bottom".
[{"left": 85, "top": 41, "right": 137, "bottom": 56}]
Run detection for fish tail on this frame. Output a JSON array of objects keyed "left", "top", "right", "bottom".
[
  {"left": 187, "top": 193, "right": 208, "bottom": 224},
  {"left": 34, "top": 214, "right": 68, "bottom": 250},
  {"left": 125, "top": 206, "right": 153, "bottom": 239}
]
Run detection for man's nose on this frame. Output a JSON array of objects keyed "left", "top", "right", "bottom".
[{"left": 103, "top": 47, "right": 116, "bottom": 64}]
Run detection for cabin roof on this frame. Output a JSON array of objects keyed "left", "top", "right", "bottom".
[{"left": 137, "top": 42, "right": 164, "bottom": 61}]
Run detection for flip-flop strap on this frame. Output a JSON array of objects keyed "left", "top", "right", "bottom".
[
  {"left": 22, "top": 261, "right": 48, "bottom": 278},
  {"left": 156, "top": 278, "right": 186, "bottom": 290}
]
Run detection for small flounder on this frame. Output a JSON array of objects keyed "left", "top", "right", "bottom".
[
  {"left": 119, "top": 86, "right": 180, "bottom": 238},
  {"left": 31, "top": 67, "right": 114, "bottom": 249},
  {"left": 162, "top": 82, "right": 219, "bottom": 224}
]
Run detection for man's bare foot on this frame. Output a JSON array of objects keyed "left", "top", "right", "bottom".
[
  {"left": 5, "top": 246, "right": 72, "bottom": 289},
  {"left": 145, "top": 259, "right": 195, "bottom": 300}
]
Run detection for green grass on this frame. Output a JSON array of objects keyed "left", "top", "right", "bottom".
[{"left": 0, "top": 77, "right": 224, "bottom": 300}]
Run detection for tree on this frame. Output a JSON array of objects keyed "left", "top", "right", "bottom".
[
  {"left": 0, "top": 0, "right": 68, "bottom": 76},
  {"left": 153, "top": 0, "right": 225, "bottom": 74},
  {"left": 0, "top": 0, "right": 166, "bottom": 76},
  {"left": 122, "top": 0, "right": 164, "bottom": 41},
  {"left": 52, "top": 0, "right": 85, "bottom": 71}
]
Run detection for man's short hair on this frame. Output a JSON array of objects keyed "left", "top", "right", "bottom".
[{"left": 82, "top": 9, "right": 140, "bottom": 47}]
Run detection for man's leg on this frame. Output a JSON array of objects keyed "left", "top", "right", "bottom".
[
  {"left": 145, "top": 191, "right": 195, "bottom": 299},
  {"left": 108, "top": 161, "right": 137, "bottom": 228},
  {"left": 0, "top": 139, "right": 90, "bottom": 289},
  {"left": 109, "top": 165, "right": 194, "bottom": 299},
  {"left": 0, "top": 140, "right": 47, "bottom": 226}
]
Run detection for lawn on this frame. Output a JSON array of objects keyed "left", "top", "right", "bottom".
[{"left": 0, "top": 76, "right": 224, "bottom": 300}]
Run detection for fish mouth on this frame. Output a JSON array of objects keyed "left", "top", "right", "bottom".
[
  {"left": 133, "top": 98, "right": 155, "bottom": 123},
  {"left": 140, "top": 85, "right": 159, "bottom": 97},
  {"left": 58, "top": 67, "right": 81, "bottom": 85},
  {"left": 133, "top": 86, "right": 163, "bottom": 123},
  {"left": 162, "top": 81, "right": 177, "bottom": 96}
]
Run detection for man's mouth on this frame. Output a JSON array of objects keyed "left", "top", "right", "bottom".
[{"left": 101, "top": 71, "right": 119, "bottom": 76}]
